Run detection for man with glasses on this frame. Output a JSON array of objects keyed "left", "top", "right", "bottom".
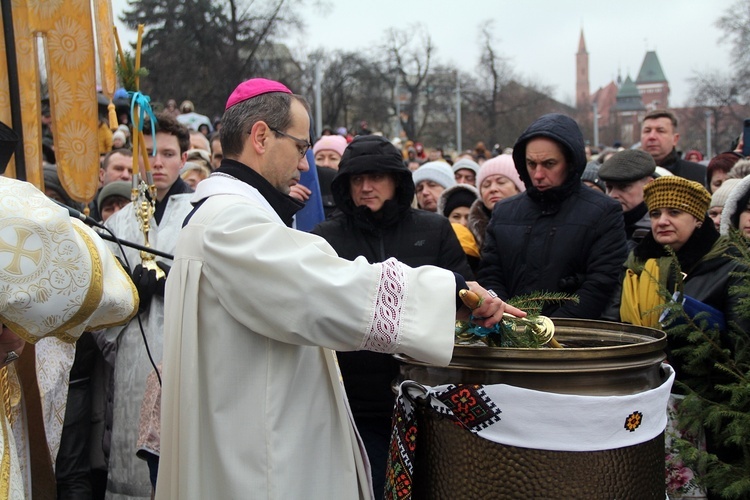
[
  {"left": 267, "top": 123, "right": 315, "bottom": 205},
  {"left": 156, "top": 78, "right": 522, "bottom": 500}
]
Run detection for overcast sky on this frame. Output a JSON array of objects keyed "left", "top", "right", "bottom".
[{"left": 112, "top": 0, "right": 735, "bottom": 107}]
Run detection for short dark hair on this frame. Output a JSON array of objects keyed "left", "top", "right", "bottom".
[
  {"left": 101, "top": 148, "right": 133, "bottom": 170},
  {"left": 643, "top": 109, "right": 678, "bottom": 129},
  {"left": 143, "top": 112, "right": 191, "bottom": 153},
  {"left": 707, "top": 151, "right": 742, "bottom": 184},
  {"left": 220, "top": 93, "right": 310, "bottom": 158}
]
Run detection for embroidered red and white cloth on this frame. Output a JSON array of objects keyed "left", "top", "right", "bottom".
[{"left": 386, "top": 364, "right": 675, "bottom": 498}]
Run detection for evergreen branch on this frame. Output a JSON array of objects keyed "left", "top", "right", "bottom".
[{"left": 116, "top": 51, "right": 149, "bottom": 92}]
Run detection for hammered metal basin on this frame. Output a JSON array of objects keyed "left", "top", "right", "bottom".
[{"left": 396, "top": 318, "right": 667, "bottom": 396}]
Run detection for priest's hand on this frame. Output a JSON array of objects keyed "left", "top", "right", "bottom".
[
  {"left": 457, "top": 282, "right": 526, "bottom": 328},
  {"left": 288, "top": 183, "right": 311, "bottom": 202},
  {"left": 0, "top": 325, "right": 25, "bottom": 367}
]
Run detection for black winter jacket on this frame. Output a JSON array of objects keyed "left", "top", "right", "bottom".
[
  {"left": 311, "top": 136, "right": 472, "bottom": 417},
  {"left": 478, "top": 113, "right": 627, "bottom": 318},
  {"left": 658, "top": 149, "right": 706, "bottom": 185}
]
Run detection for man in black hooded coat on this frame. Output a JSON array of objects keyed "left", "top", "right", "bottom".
[
  {"left": 478, "top": 113, "right": 627, "bottom": 318},
  {"left": 311, "top": 135, "right": 472, "bottom": 499}
]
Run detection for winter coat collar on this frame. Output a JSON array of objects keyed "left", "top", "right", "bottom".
[{"left": 633, "top": 215, "right": 720, "bottom": 274}]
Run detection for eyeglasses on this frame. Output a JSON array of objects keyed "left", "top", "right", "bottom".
[{"left": 269, "top": 126, "right": 312, "bottom": 159}]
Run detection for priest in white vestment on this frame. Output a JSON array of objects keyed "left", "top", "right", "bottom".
[
  {"left": 156, "top": 79, "right": 523, "bottom": 500},
  {"left": 0, "top": 121, "right": 138, "bottom": 498}
]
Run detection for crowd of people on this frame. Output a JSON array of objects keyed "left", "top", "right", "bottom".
[{"left": 3, "top": 81, "right": 750, "bottom": 500}]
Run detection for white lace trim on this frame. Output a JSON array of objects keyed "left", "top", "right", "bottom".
[{"left": 360, "top": 258, "right": 407, "bottom": 353}]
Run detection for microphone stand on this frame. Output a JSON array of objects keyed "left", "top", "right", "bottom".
[
  {"left": 49, "top": 198, "right": 176, "bottom": 260},
  {"left": 93, "top": 228, "right": 175, "bottom": 260}
]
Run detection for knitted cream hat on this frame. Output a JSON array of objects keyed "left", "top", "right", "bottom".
[
  {"left": 710, "top": 178, "right": 741, "bottom": 209},
  {"left": 452, "top": 158, "right": 480, "bottom": 177},
  {"left": 643, "top": 176, "right": 711, "bottom": 221},
  {"left": 412, "top": 161, "right": 456, "bottom": 189}
]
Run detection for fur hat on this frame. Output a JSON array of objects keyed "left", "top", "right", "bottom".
[
  {"left": 476, "top": 154, "right": 525, "bottom": 194},
  {"left": 452, "top": 158, "right": 480, "bottom": 177},
  {"left": 437, "top": 184, "right": 479, "bottom": 218},
  {"left": 720, "top": 175, "right": 750, "bottom": 235},
  {"left": 412, "top": 161, "right": 456, "bottom": 189},
  {"left": 313, "top": 135, "right": 347, "bottom": 157},
  {"left": 643, "top": 176, "right": 711, "bottom": 222},
  {"left": 598, "top": 150, "right": 656, "bottom": 183}
]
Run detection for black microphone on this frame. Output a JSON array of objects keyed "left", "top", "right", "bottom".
[
  {"left": 50, "top": 198, "right": 175, "bottom": 260},
  {"left": 50, "top": 199, "right": 104, "bottom": 228}
]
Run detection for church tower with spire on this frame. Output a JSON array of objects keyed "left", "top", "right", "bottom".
[
  {"left": 576, "top": 29, "right": 590, "bottom": 111},
  {"left": 635, "top": 51, "right": 670, "bottom": 110}
]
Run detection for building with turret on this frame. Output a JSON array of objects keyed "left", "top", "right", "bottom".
[
  {"left": 635, "top": 51, "right": 670, "bottom": 111},
  {"left": 576, "top": 29, "right": 590, "bottom": 111},
  {"left": 576, "top": 30, "right": 670, "bottom": 147}
]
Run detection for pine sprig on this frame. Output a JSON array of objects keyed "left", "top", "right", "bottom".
[
  {"left": 506, "top": 291, "right": 579, "bottom": 316},
  {"left": 456, "top": 291, "right": 578, "bottom": 347},
  {"left": 116, "top": 51, "right": 149, "bottom": 92}
]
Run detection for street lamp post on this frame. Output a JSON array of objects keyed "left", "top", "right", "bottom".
[
  {"left": 593, "top": 101, "right": 599, "bottom": 150},
  {"left": 455, "top": 72, "right": 462, "bottom": 153},
  {"left": 314, "top": 62, "right": 322, "bottom": 140},
  {"left": 705, "top": 110, "right": 713, "bottom": 159}
]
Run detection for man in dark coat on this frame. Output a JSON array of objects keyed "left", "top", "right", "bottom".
[
  {"left": 311, "top": 135, "right": 472, "bottom": 499},
  {"left": 640, "top": 109, "right": 706, "bottom": 184},
  {"left": 478, "top": 113, "right": 627, "bottom": 318},
  {"left": 598, "top": 149, "right": 656, "bottom": 250}
]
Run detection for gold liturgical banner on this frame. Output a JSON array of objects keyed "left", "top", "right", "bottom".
[{"left": 0, "top": 0, "right": 116, "bottom": 202}]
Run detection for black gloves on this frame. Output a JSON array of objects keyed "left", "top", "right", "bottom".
[{"left": 131, "top": 262, "right": 171, "bottom": 313}]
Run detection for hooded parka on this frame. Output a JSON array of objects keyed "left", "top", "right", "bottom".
[{"left": 477, "top": 114, "right": 627, "bottom": 318}]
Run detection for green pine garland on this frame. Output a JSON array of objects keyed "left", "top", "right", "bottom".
[{"left": 667, "top": 230, "right": 750, "bottom": 499}]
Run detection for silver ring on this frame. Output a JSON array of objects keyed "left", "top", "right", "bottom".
[
  {"left": 3, "top": 350, "right": 19, "bottom": 365},
  {"left": 487, "top": 289, "right": 498, "bottom": 299}
]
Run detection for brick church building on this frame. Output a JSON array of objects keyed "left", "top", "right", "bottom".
[{"left": 576, "top": 29, "right": 670, "bottom": 148}]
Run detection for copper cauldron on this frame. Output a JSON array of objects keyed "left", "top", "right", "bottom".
[{"left": 394, "top": 319, "right": 669, "bottom": 500}]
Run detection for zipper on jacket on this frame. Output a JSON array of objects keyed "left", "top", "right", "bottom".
[
  {"left": 543, "top": 226, "right": 557, "bottom": 262},
  {"left": 520, "top": 225, "right": 533, "bottom": 257}
]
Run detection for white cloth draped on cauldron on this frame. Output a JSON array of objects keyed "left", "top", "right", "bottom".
[{"left": 386, "top": 364, "right": 674, "bottom": 498}]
